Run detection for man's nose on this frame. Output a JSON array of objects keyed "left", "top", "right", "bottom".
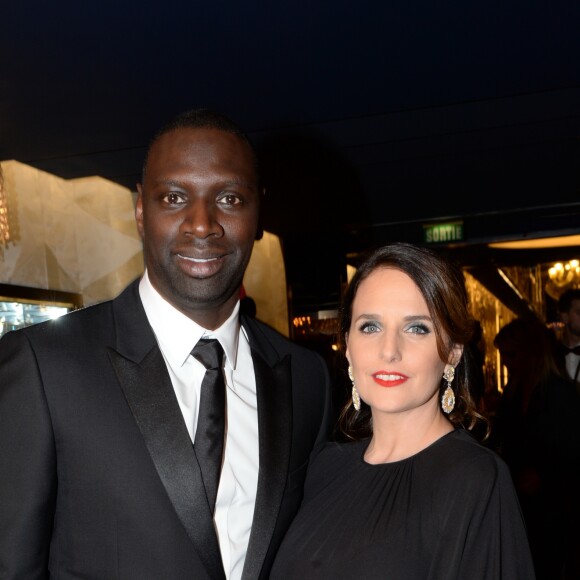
[{"left": 182, "top": 199, "right": 223, "bottom": 238}]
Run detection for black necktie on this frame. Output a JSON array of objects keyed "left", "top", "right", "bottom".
[
  {"left": 192, "top": 338, "right": 226, "bottom": 512},
  {"left": 563, "top": 345, "right": 580, "bottom": 356}
]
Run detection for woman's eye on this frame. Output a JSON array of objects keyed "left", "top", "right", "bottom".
[
  {"left": 407, "top": 323, "right": 430, "bottom": 335},
  {"left": 359, "top": 322, "right": 380, "bottom": 334}
]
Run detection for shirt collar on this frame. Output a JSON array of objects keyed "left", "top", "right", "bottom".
[{"left": 139, "top": 270, "right": 241, "bottom": 369}]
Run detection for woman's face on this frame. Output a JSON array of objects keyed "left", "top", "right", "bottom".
[{"left": 346, "top": 267, "right": 459, "bottom": 416}]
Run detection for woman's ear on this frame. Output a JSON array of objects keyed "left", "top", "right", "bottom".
[
  {"left": 449, "top": 344, "right": 464, "bottom": 367},
  {"left": 345, "top": 332, "right": 350, "bottom": 363}
]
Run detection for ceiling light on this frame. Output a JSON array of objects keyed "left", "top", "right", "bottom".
[{"left": 488, "top": 234, "right": 580, "bottom": 250}]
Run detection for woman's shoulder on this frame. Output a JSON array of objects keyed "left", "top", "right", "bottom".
[
  {"left": 439, "top": 429, "right": 503, "bottom": 461},
  {"left": 318, "top": 438, "right": 368, "bottom": 458},
  {"left": 309, "top": 438, "right": 368, "bottom": 471},
  {"left": 423, "top": 429, "right": 510, "bottom": 486}
]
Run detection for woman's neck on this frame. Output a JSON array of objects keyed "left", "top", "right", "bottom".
[{"left": 364, "top": 408, "right": 453, "bottom": 464}]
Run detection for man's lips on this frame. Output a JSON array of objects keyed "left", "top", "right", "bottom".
[
  {"left": 372, "top": 372, "right": 408, "bottom": 387},
  {"left": 176, "top": 252, "right": 225, "bottom": 276},
  {"left": 177, "top": 254, "right": 220, "bottom": 263}
]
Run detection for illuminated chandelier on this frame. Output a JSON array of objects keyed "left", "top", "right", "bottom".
[{"left": 545, "top": 259, "right": 580, "bottom": 299}]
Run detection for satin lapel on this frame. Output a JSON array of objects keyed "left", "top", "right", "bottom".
[
  {"left": 242, "top": 348, "right": 293, "bottom": 580},
  {"left": 109, "top": 284, "right": 225, "bottom": 580}
]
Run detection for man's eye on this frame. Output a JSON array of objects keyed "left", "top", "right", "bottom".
[
  {"left": 162, "top": 192, "right": 186, "bottom": 205},
  {"left": 218, "top": 194, "right": 242, "bottom": 207}
]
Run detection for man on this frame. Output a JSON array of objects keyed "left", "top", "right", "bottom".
[
  {"left": 0, "top": 108, "right": 333, "bottom": 579},
  {"left": 557, "top": 287, "right": 580, "bottom": 391}
]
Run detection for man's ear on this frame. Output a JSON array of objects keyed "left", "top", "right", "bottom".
[
  {"left": 135, "top": 184, "right": 145, "bottom": 240},
  {"left": 255, "top": 186, "right": 266, "bottom": 241}
]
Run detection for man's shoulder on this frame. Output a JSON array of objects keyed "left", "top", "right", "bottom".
[
  {"left": 244, "top": 316, "right": 307, "bottom": 348},
  {"left": 6, "top": 299, "right": 113, "bottom": 344},
  {"left": 242, "top": 316, "right": 326, "bottom": 363},
  {"left": 5, "top": 281, "right": 138, "bottom": 344}
]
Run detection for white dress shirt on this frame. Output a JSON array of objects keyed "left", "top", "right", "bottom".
[
  {"left": 564, "top": 343, "right": 580, "bottom": 383},
  {"left": 139, "top": 272, "right": 259, "bottom": 580}
]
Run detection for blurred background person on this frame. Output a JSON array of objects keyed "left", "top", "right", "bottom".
[
  {"left": 493, "top": 316, "right": 580, "bottom": 580},
  {"left": 557, "top": 288, "right": 580, "bottom": 393}
]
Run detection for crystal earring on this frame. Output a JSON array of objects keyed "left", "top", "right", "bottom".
[
  {"left": 348, "top": 365, "right": 361, "bottom": 411},
  {"left": 441, "top": 364, "right": 455, "bottom": 414}
]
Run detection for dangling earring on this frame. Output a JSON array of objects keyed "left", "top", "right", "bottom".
[
  {"left": 441, "top": 364, "right": 456, "bottom": 414},
  {"left": 348, "top": 366, "right": 361, "bottom": 411}
]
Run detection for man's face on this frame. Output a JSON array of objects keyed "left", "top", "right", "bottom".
[
  {"left": 562, "top": 298, "right": 580, "bottom": 340},
  {"left": 135, "top": 127, "right": 261, "bottom": 325}
]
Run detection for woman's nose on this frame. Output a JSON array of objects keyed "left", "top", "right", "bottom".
[{"left": 379, "top": 331, "right": 402, "bottom": 363}]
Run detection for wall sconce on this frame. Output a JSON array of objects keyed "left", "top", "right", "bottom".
[{"left": 0, "top": 163, "right": 12, "bottom": 257}]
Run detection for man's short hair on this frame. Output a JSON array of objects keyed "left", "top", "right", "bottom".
[{"left": 141, "top": 107, "right": 259, "bottom": 183}]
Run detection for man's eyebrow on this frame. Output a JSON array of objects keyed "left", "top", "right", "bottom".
[
  {"left": 221, "top": 177, "right": 257, "bottom": 189},
  {"left": 152, "top": 177, "right": 256, "bottom": 189},
  {"left": 152, "top": 178, "right": 186, "bottom": 187}
]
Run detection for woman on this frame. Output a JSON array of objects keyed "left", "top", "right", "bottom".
[{"left": 270, "top": 242, "right": 535, "bottom": 579}]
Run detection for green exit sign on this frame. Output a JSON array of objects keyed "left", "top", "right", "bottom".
[{"left": 423, "top": 221, "right": 464, "bottom": 243}]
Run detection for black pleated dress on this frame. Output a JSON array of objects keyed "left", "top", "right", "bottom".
[{"left": 270, "top": 429, "right": 535, "bottom": 580}]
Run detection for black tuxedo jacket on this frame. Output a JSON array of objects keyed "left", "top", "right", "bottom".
[{"left": 0, "top": 280, "right": 333, "bottom": 579}]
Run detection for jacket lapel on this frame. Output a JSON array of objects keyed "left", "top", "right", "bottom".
[
  {"left": 241, "top": 317, "right": 293, "bottom": 580},
  {"left": 109, "top": 281, "right": 225, "bottom": 580}
]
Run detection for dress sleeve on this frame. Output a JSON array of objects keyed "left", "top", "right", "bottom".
[
  {"left": 0, "top": 330, "right": 55, "bottom": 578},
  {"left": 429, "top": 452, "right": 536, "bottom": 580}
]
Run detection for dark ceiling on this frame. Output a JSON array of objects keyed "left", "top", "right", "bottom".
[{"left": 2, "top": 1, "right": 580, "bottom": 312}]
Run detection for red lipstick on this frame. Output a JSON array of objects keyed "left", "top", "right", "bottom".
[{"left": 372, "top": 372, "right": 408, "bottom": 387}]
